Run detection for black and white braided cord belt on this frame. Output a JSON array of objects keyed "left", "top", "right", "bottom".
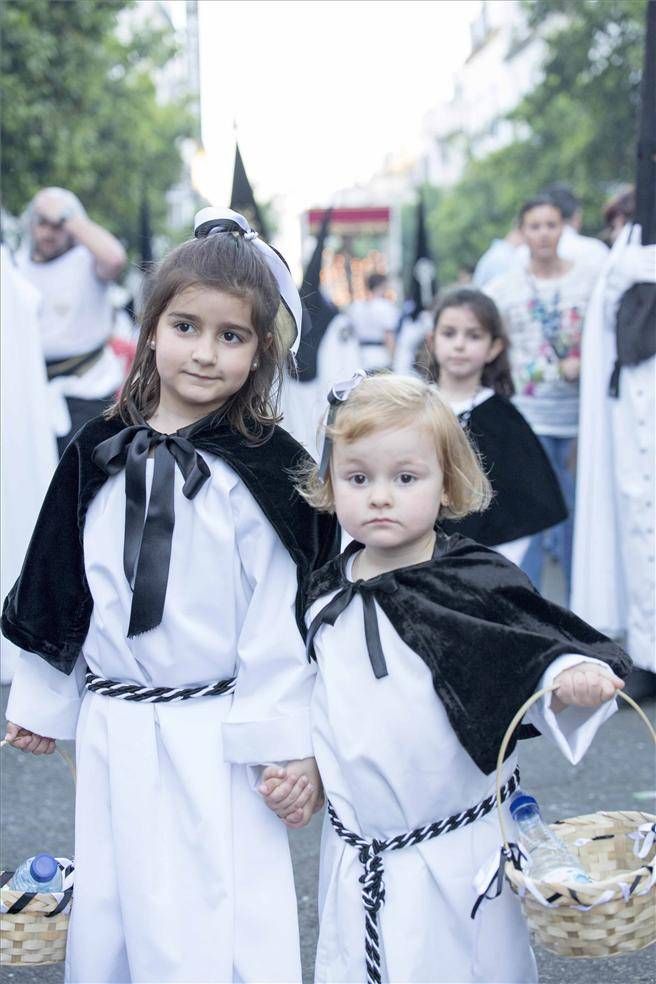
[
  {"left": 85, "top": 671, "right": 236, "bottom": 702},
  {"left": 327, "top": 765, "right": 521, "bottom": 984}
]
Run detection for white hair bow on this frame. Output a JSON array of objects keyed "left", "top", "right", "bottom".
[{"left": 194, "top": 206, "right": 302, "bottom": 356}]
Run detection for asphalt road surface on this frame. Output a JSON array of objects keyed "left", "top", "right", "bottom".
[{"left": 2, "top": 682, "right": 654, "bottom": 984}]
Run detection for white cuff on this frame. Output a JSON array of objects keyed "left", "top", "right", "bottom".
[
  {"left": 524, "top": 654, "right": 617, "bottom": 765},
  {"left": 222, "top": 711, "right": 313, "bottom": 765},
  {"left": 6, "top": 652, "right": 85, "bottom": 740}
]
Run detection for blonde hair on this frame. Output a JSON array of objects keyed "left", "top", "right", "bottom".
[{"left": 298, "top": 373, "right": 492, "bottom": 517}]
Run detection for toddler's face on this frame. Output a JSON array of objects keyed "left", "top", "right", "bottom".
[{"left": 331, "top": 423, "right": 443, "bottom": 553}]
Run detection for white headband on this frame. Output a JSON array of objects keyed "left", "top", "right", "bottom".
[{"left": 194, "top": 206, "right": 302, "bottom": 356}]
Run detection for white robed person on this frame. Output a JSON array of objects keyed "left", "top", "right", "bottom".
[
  {"left": 572, "top": 215, "right": 656, "bottom": 674},
  {"left": 0, "top": 246, "right": 58, "bottom": 683},
  {"left": 265, "top": 372, "right": 630, "bottom": 984},
  {"left": 17, "top": 187, "right": 127, "bottom": 456},
  {"left": 280, "top": 308, "right": 360, "bottom": 458},
  {"left": 2, "top": 208, "right": 338, "bottom": 983}
]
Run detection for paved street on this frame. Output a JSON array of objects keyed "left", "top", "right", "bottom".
[{"left": 1, "top": 682, "right": 654, "bottom": 984}]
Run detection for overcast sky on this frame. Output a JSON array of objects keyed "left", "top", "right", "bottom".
[{"left": 192, "top": 0, "right": 480, "bottom": 266}]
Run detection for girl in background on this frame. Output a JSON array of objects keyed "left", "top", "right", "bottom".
[{"left": 428, "top": 287, "right": 566, "bottom": 568}]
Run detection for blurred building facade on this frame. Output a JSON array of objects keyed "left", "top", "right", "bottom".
[{"left": 421, "top": 0, "right": 546, "bottom": 187}]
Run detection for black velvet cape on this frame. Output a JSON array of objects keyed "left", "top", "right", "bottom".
[
  {"left": 440, "top": 395, "right": 568, "bottom": 546},
  {"left": 1, "top": 414, "right": 339, "bottom": 675},
  {"left": 305, "top": 532, "right": 631, "bottom": 775}
]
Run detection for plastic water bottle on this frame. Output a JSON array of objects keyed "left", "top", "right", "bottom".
[
  {"left": 8, "top": 853, "right": 63, "bottom": 893},
  {"left": 509, "top": 792, "right": 592, "bottom": 884}
]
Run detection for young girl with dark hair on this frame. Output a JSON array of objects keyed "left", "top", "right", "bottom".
[
  {"left": 2, "top": 208, "right": 338, "bottom": 983},
  {"left": 428, "top": 288, "right": 567, "bottom": 566}
]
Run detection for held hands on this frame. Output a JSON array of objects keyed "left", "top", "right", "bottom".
[
  {"left": 4, "top": 722, "right": 56, "bottom": 755},
  {"left": 258, "top": 757, "right": 324, "bottom": 829},
  {"left": 550, "top": 664, "right": 624, "bottom": 714}
]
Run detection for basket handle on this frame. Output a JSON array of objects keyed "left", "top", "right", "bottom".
[
  {"left": 1, "top": 737, "right": 76, "bottom": 783},
  {"left": 495, "top": 687, "right": 656, "bottom": 852}
]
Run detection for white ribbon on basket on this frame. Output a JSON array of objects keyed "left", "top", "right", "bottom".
[
  {"left": 516, "top": 874, "right": 617, "bottom": 912},
  {"left": 473, "top": 836, "right": 656, "bottom": 914},
  {"left": 629, "top": 821, "right": 656, "bottom": 860}
]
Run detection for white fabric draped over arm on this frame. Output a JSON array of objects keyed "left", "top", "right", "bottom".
[
  {"left": 523, "top": 654, "right": 618, "bottom": 765},
  {"left": 221, "top": 481, "right": 315, "bottom": 765},
  {"left": 6, "top": 651, "right": 86, "bottom": 739}
]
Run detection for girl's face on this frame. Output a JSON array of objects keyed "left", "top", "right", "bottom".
[
  {"left": 521, "top": 204, "right": 563, "bottom": 262},
  {"left": 152, "top": 285, "right": 261, "bottom": 422},
  {"left": 432, "top": 306, "right": 502, "bottom": 386},
  {"left": 331, "top": 423, "right": 443, "bottom": 554}
]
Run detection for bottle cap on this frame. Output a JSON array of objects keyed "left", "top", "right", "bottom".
[
  {"left": 29, "top": 853, "right": 59, "bottom": 883},
  {"left": 509, "top": 793, "right": 539, "bottom": 819}
]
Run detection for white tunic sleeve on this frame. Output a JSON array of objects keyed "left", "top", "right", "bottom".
[
  {"left": 5, "top": 651, "right": 86, "bottom": 739},
  {"left": 221, "top": 480, "right": 315, "bottom": 765},
  {"left": 524, "top": 654, "right": 618, "bottom": 765}
]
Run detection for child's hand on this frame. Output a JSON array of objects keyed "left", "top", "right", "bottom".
[
  {"left": 4, "top": 722, "right": 56, "bottom": 755},
  {"left": 259, "top": 770, "right": 308, "bottom": 827},
  {"left": 258, "top": 757, "right": 324, "bottom": 829},
  {"left": 551, "top": 664, "right": 624, "bottom": 713}
]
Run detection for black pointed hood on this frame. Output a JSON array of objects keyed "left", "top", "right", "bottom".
[
  {"left": 296, "top": 208, "right": 339, "bottom": 382},
  {"left": 408, "top": 192, "right": 437, "bottom": 315},
  {"left": 230, "top": 143, "right": 269, "bottom": 239}
]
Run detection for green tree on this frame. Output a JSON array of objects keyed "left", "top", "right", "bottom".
[
  {"left": 424, "top": 0, "right": 647, "bottom": 284},
  {"left": 1, "top": 0, "right": 195, "bottom": 252}
]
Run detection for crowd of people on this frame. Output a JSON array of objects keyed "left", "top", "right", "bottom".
[
  {"left": 283, "top": 183, "right": 653, "bottom": 681},
  {"left": 0, "top": 182, "right": 652, "bottom": 984}
]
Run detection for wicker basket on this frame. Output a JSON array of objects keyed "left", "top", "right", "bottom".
[
  {"left": 0, "top": 876, "right": 72, "bottom": 965},
  {"left": 0, "top": 742, "right": 75, "bottom": 966},
  {"left": 495, "top": 688, "right": 656, "bottom": 958}
]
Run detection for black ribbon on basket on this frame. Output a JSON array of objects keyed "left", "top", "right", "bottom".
[
  {"left": 1, "top": 863, "right": 74, "bottom": 917},
  {"left": 470, "top": 842, "right": 526, "bottom": 919}
]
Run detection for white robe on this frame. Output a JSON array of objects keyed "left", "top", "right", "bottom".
[
  {"left": 280, "top": 313, "right": 362, "bottom": 459},
  {"left": 308, "top": 555, "right": 616, "bottom": 983},
  {"left": 1, "top": 247, "right": 58, "bottom": 683},
  {"left": 7, "top": 454, "right": 315, "bottom": 983},
  {"left": 572, "top": 223, "right": 656, "bottom": 670}
]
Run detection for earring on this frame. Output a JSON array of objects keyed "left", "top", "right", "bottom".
[
  {"left": 251, "top": 361, "right": 259, "bottom": 371},
  {"left": 149, "top": 340, "right": 156, "bottom": 350},
  {"left": 440, "top": 492, "right": 450, "bottom": 507}
]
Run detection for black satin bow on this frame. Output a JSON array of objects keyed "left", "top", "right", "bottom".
[
  {"left": 92, "top": 424, "right": 211, "bottom": 637},
  {"left": 306, "top": 573, "right": 398, "bottom": 679}
]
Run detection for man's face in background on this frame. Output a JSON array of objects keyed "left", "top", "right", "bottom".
[{"left": 30, "top": 190, "right": 76, "bottom": 262}]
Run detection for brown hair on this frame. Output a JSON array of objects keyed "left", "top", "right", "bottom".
[
  {"left": 109, "top": 232, "right": 289, "bottom": 440},
  {"left": 428, "top": 288, "right": 515, "bottom": 397},
  {"left": 603, "top": 185, "right": 635, "bottom": 228},
  {"left": 518, "top": 194, "right": 562, "bottom": 224},
  {"left": 298, "top": 373, "right": 492, "bottom": 517}
]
